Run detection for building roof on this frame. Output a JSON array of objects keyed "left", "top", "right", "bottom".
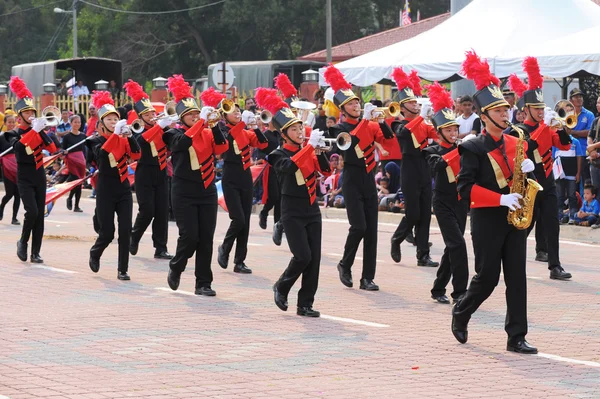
[{"left": 298, "top": 13, "right": 451, "bottom": 63}]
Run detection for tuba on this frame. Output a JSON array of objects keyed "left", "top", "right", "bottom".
[{"left": 506, "top": 122, "right": 543, "bottom": 230}]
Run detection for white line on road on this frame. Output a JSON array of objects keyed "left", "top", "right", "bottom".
[
  {"left": 45, "top": 219, "right": 70, "bottom": 224},
  {"left": 326, "top": 253, "right": 382, "bottom": 263},
  {"left": 538, "top": 352, "right": 600, "bottom": 368},
  {"left": 155, "top": 287, "right": 196, "bottom": 296},
  {"left": 321, "top": 314, "right": 389, "bottom": 328},
  {"left": 31, "top": 265, "right": 77, "bottom": 274}
]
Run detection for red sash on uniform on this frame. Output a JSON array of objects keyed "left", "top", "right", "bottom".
[
  {"left": 442, "top": 147, "right": 460, "bottom": 183},
  {"left": 142, "top": 124, "right": 168, "bottom": 170},
  {"left": 350, "top": 120, "right": 377, "bottom": 173},
  {"left": 288, "top": 144, "right": 320, "bottom": 205},
  {"left": 20, "top": 129, "right": 56, "bottom": 169},
  {"left": 101, "top": 134, "right": 132, "bottom": 183},
  {"left": 184, "top": 120, "right": 216, "bottom": 188},
  {"left": 380, "top": 117, "right": 402, "bottom": 161}
]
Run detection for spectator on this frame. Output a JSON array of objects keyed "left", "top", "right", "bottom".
[
  {"left": 326, "top": 116, "right": 337, "bottom": 130},
  {"left": 86, "top": 103, "right": 98, "bottom": 136},
  {"left": 587, "top": 101, "right": 600, "bottom": 189},
  {"left": 72, "top": 79, "right": 90, "bottom": 115},
  {"left": 57, "top": 79, "right": 68, "bottom": 96},
  {"left": 313, "top": 101, "right": 328, "bottom": 132},
  {"left": 327, "top": 156, "right": 344, "bottom": 208},
  {"left": 56, "top": 109, "right": 71, "bottom": 142},
  {"left": 569, "top": 88, "right": 595, "bottom": 190},
  {"left": 573, "top": 184, "right": 599, "bottom": 226},
  {"left": 108, "top": 80, "right": 120, "bottom": 98},
  {"left": 503, "top": 88, "right": 518, "bottom": 123},
  {"left": 596, "top": 96, "right": 600, "bottom": 117},
  {"left": 245, "top": 97, "right": 256, "bottom": 112},
  {"left": 456, "top": 95, "right": 479, "bottom": 138},
  {"left": 554, "top": 134, "right": 584, "bottom": 224},
  {"left": 378, "top": 162, "right": 401, "bottom": 211}
]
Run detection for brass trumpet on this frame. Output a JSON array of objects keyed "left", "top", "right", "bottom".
[
  {"left": 554, "top": 100, "right": 577, "bottom": 129},
  {"left": 219, "top": 99, "right": 235, "bottom": 114},
  {"left": 318, "top": 132, "right": 352, "bottom": 151},
  {"left": 362, "top": 102, "right": 402, "bottom": 120},
  {"left": 128, "top": 119, "right": 145, "bottom": 134},
  {"left": 35, "top": 106, "right": 61, "bottom": 127},
  {"left": 259, "top": 110, "right": 272, "bottom": 124},
  {"left": 152, "top": 100, "right": 179, "bottom": 122}
]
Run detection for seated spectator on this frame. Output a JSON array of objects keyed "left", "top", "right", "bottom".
[
  {"left": 378, "top": 162, "right": 401, "bottom": 211},
  {"left": 573, "top": 184, "right": 600, "bottom": 226},
  {"left": 327, "top": 156, "right": 344, "bottom": 208}
]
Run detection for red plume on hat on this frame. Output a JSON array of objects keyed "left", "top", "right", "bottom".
[
  {"left": 508, "top": 74, "right": 527, "bottom": 98},
  {"left": 274, "top": 73, "right": 297, "bottom": 98},
  {"left": 425, "top": 82, "right": 453, "bottom": 113},
  {"left": 323, "top": 64, "right": 352, "bottom": 92},
  {"left": 9, "top": 76, "right": 33, "bottom": 99},
  {"left": 167, "top": 74, "right": 193, "bottom": 103},
  {"left": 258, "top": 89, "right": 288, "bottom": 115},
  {"left": 255, "top": 87, "right": 279, "bottom": 109},
  {"left": 391, "top": 67, "right": 411, "bottom": 91},
  {"left": 523, "top": 56, "right": 543, "bottom": 90},
  {"left": 200, "top": 87, "right": 226, "bottom": 108},
  {"left": 460, "top": 50, "right": 500, "bottom": 91},
  {"left": 91, "top": 90, "right": 114, "bottom": 109},
  {"left": 123, "top": 79, "right": 148, "bottom": 102},
  {"left": 409, "top": 70, "right": 423, "bottom": 97}
]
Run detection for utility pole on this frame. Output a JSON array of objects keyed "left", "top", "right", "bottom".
[
  {"left": 54, "top": 0, "right": 78, "bottom": 58},
  {"left": 326, "top": 0, "right": 332, "bottom": 63}
]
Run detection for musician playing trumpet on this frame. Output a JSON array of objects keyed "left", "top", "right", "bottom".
[{"left": 86, "top": 91, "right": 141, "bottom": 280}]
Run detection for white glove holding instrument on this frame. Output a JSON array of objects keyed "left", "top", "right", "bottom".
[
  {"left": 31, "top": 117, "right": 47, "bottom": 133},
  {"left": 420, "top": 102, "right": 432, "bottom": 119},
  {"left": 157, "top": 116, "right": 172, "bottom": 129},
  {"left": 363, "top": 103, "right": 376, "bottom": 121},
  {"left": 544, "top": 107, "right": 559, "bottom": 127},
  {"left": 308, "top": 129, "right": 325, "bottom": 148},
  {"left": 241, "top": 110, "right": 255, "bottom": 126},
  {"left": 200, "top": 106, "right": 213, "bottom": 123},
  {"left": 521, "top": 159, "right": 535, "bottom": 173},
  {"left": 500, "top": 193, "right": 522, "bottom": 211},
  {"left": 114, "top": 120, "right": 128, "bottom": 136}
]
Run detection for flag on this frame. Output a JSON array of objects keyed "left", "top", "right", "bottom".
[
  {"left": 216, "top": 163, "right": 267, "bottom": 212},
  {"left": 401, "top": 0, "right": 412, "bottom": 26},
  {"left": 44, "top": 175, "right": 89, "bottom": 216}
]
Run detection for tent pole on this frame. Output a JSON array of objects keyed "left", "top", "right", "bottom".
[{"left": 326, "top": 0, "right": 332, "bottom": 63}]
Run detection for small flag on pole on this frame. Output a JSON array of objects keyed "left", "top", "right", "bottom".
[{"left": 401, "top": 0, "right": 412, "bottom": 26}]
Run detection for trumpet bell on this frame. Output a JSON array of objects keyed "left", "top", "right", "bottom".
[
  {"left": 319, "top": 132, "right": 352, "bottom": 151},
  {"left": 260, "top": 110, "right": 272, "bottom": 124},
  {"left": 164, "top": 100, "right": 178, "bottom": 118},
  {"left": 219, "top": 99, "right": 235, "bottom": 114},
  {"left": 554, "top": 99, "right": 577, "bottom": 129},
  {"left": 41, "top": 106, "right": 60, "bottom": 127},
  {"left": 386, "top": 102, "right": 401, "bottom": 118},
  {"left": 130, "top": 119, "right": 145, "bottom": 134}
]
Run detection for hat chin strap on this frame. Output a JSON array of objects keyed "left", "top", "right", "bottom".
[
  {"left": 482, "top": 110, "right": 507, "bottom": 131},
  {"left": 526, "top": 106, "right": 541, "bottom": 124},
  {"left": 401, "top": 103, "right": 418, "bottom": 116},
  {"left": 282, "top": 129, "right": 302, "bottom": 147},
  {"left": 438, "top": 129, "right": 453, "bottom": 145},
  {"left": 101, "top": 118, "right": 115, "bottom": 134}
]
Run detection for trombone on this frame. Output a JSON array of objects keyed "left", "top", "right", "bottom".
[{"left": 317, "top": 132, "right": 352, "bottom": 151}]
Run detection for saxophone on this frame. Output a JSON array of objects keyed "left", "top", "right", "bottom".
[{"left": 506, "top": 123, "right": 543, "bottom": 230}]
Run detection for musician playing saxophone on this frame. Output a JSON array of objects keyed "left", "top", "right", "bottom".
[{"left": 451, "top": 51, "right": 538, "bottom": 354}]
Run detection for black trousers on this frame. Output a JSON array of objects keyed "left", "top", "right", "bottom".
[
  {"left": 1, "top": 177, "right": 20, "bottom": 220},
  {"left": 17, "top": 170, "right": 46, "bottom": 254},
  {"left": 392, "top": 157, "right": 432, "bottom": 257},
  {"left": 260, "top": 168, "right": 281, "bottom": 223},
  {"left": 131, "top": 166, "right": 169, "bottom": 253},
  {"left": 454, "top": 207, "right": 528, "bottom": 340},
  {"left": 277, "top": 198, "right": 321, "bottom": 307},
  {"left": 222, "top": 183, "right": 253, "bottom": 265},
  {"left": 66, "top": 173, "right": 82, "bottom": 207},
  {"left": 431, "top": 197, "right": 468, "bottom": 299},
  {"left": 340, "top": 166, "right": 378, "bottom": 280},
  {"left": 527, "top": 185, "right": 560, "bottom": 269},
  {"left": 169, "top": 184, "right": 217, "bottom": 288},
  {"left": 90, "top": 188, "right": 133, "bottom": 272}
]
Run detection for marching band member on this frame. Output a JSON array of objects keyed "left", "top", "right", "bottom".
[
  {"left": 0, "top": 113, "right": 21, "bottom": 224},
  {"left": 256, "top": 88, "right": 331, "bottom": 317},
  {"left": 510, "top": 57, "right": 572, "bottom": 281},
  {"left": 5, "top": 77, "right": 57, "bottom": 263},
  {"left": 123, "top": 80, "right": 172, "bottom": 260},
  {"left": 61, "top": 114, "right": 87, "bottom": 213},
  {"left": 389, "top": 68, "right": 438, "bottom": 267},
  {"left": 422, "top": 82, "right": 468, "bottom": 304},
  {"left": 215, "top": 88, "right": 269, "bottom": 274},
  {"left": 86, "top": 91, "right": 140, "bottom": 280},
  {"left": 452, "top": 51, "right": 537, "bottom": 354},
  {"left": 323, "top": 64, "right": 394, "bottom": 291},
  {"left": 163, "top": 76, "right": 228, "bottom": 296}
]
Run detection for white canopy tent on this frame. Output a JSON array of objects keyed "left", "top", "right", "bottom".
[{"left": 324, "top": 0, "right": 600, "bottom": 86}]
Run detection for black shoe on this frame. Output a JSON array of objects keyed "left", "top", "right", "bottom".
[
  {"left": 11, "top": 218, "right": 20, "bottom": 225},
  {"left": 451, "top": 304, "right": 468, "bottom": 344},
  {"left": 30, "top": 254, "right": 43, "bottom": 263},
  {"left": 273, "top": 284, "right": 288, "bottom": 311},
  {"left": 507, "top": 339, "right": 538, "bottom": 354},
  {"left": 390, "top": 238, "right": 401, "bottom": 263},
  {"left": 217, "top": 245, "right": 228, "bottom": 269},
  {"left": 118, "top": 271, "right": 130, "bottom": 281},
  {"left": 17, "top": 240, "right": 27, "bottom": 261},
  {"left": 432, "top": 294, "right": 450, "bottom": 304},
  {"left": 89, "top": 256, "right": 100, "bottom": 273},
  {"left": 129, "top": 240, "right": 139, "bottom": 256},
  {"left": 359, "top": 279, "right": 379, "bottom": 291},
  {"left": 167, "top": 269, "right": 181, "bottom": 290},
  {"left": 337, "top": 263, "right": 353, "bottom": 288},
  {"left": 259, "top": 212, "right": 267, "bottom": 230},
  {"left": 535, "top": 251, "right": 548, "bottom": 262},
  {"left": 195, "top": 286, "right": 216, "bottom": 296},
  {"left": 297, "top": 306, "right": 320, "bottom": 317},
  {"left": 550, "top": 266, "right": 572, "bottom": 280},
  {"left": 233, "top": 263, "right": 252, "bottom": 274},
  {"left": 417, "top": 256, "right": 439, "bottom": 267},
  {"left": 73, "top": 207, "right": 83, "bottom": 213},
  {"left": 272, "top": 222, "right": 284, "bottom": 246},
  {"left": 66, "top": 198, "right": 73, "bottom": 211},
  {"left": 154, "top": 251, "right": 173, "bottom": 260}
]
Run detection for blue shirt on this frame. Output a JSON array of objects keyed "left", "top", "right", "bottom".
[
  {"left": 553, "top": 135, "right": 584, "bottom": 180},
  {"left": 574, "top": 107, "right": 594, "bottom": 150},
  {"left": 581, "top": 198, "right": 600, "bottom": 215}
]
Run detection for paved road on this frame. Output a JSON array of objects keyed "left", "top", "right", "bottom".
[{"left": 0, "top": 196, "right": 599, "bottom": 398}]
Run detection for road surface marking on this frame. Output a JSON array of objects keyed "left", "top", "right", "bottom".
[
  {"left": 538, "top": 352, "right": 600, "bottom": 368},
  {"left": 155, "top": 287, "right": 195, "bottom": 296},
  {"left": 321, "top": 314, "right": 389, "bottom": 328},
  {"left": 32, "top": 265, "right": 77, "bottom": 274}
]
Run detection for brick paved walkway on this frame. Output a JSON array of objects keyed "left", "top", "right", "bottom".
[{"left": 0, "top": 196, "right": 599, "bottom": 398}]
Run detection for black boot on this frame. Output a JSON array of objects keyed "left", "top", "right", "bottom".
[
  {"left": 272, "top": 221, "right": 284, "bottom": 246},
  {"left": 359, "top": 279, "right": 379, "bottom": 291},
  {"left": 535, "top": 251, "right": 548, "bottom": 262},
  {"left": 297, "top": 307, "right": 320, "bottom": 317},
  {"left": 507, "top": 338, "right": 538, "bottom": 354},
  {"left": 17, "top": 240, "right": 27, "bottom": 261},
  {"left": 390, "top": 237, "right": 401, "bottom": 263},
  {"left": 30, "top": 254, "right": 43, "bottom": 263},
  {"left": 195, "top": 285, "right": 216, "bottom": 296},
  {"left": 11, "top": 218, "right": 20, "bottom": 225},
  {"left": 66, "top": 197, "right": 73, "bottom": 211},
  {"left": 154, "top": 251, "right": 173, "bottom": 260},
  {"left": 167, "top": 269, "right": 181, "bottom": 290},
  {"left": 217, "top": 245, "right": 228, "bottom": 269},
  {"left": 259, "top": 212, "right": 267, "bottom": 230},
  {"left": 337, "top": 263, "right": 353, "bottom": 288},
  {"left": 129, "top": 239, "right": 139, "bottom": 256},
  {"left": 89, "top": 256, "right": 100, "bottom": 273},
  {"left": 117, "top": 271, "right": 130, "bottom": 281},
  {"left": 273, "top": 284, "right": 288, "bottom": 311},
  {"left": 233, "top": 263, "right": 252, "bottom": 274},
  {"left": 550, "top": 266, "right": 572, "bottom": 280},
  {"left": 0, "top": 202, "right": 4, "bottom": 220},
  {"left": 451, "top": 303, "right": 468, "bottom": 344},
  {"left": 417, "top": 255, "right": 439, "bottom": 267}
]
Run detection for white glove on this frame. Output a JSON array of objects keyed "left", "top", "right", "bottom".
[
  {"left": 241, "top": 110, "right": 254, "bottom": 126},
  {"left": 500, "top": 193, "right": 523, "bottom": 211},
  {"left": 114, "top": 120, "right": 128, "bottom": 135},
  {"left": 521, "top": 159, "right": 535, "bottom": 173},
  {"left": 544, "top": 108, "right": 559, "bottom": 127},
  {"left": 461, "top": 133, "right": 477, "bottom": 142},
  {"left": 308, "top": 129, "right": 325, "bottom": 148},
  {"left": 31, "top": 118, "right": 47, "bottom": 133},
  {"left": 200, "top": 106, "right": 213, "bottom": 122},
  {"left": 363, "top": 103, "right": 376, "bottom": 121},
  {"left": 420, "top": 102, "right": 432, "bottom": 119},
  {"left": 158, "top": 117, "right": 172, "bottom": 129}
]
